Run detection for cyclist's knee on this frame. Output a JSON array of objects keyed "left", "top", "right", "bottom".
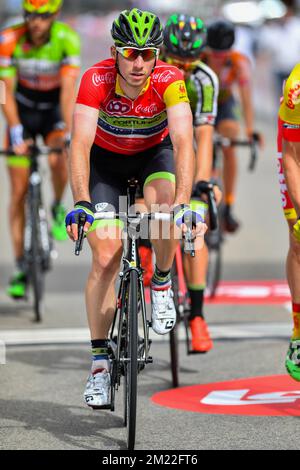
[
  {"left": 144, "top": 179, "right": 175, "bottom": 207},
  {"left": 217, "top": 120, "right": 240, "bottom": 139},
  {"left": 91, "top": 243, "right": 122, "bottom": 276},
  {"left": 10, "top": 186, "right": 27, "bottom": 207}
]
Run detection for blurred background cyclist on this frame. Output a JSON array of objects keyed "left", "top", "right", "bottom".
[
  {"left": 202, "top": 19, "right": 263, "bottom": 233},
  {"left": 0, "top": 0, "right": 80, "bottom": 299},
  {"left": 161, "top": 13, "right": 221, "bottom": 352}
]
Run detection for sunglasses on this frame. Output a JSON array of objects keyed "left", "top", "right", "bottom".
[
  {"left": 24, "top": 11, "right": 54, "bottom": 21},
  {"left": 165, "top": 57, "right": 198, "bottom": 71},
  {"left": 116, "top": 47, "right": 159, "bottom": 62}
]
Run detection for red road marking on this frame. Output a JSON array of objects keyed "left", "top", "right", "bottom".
[
  {"left": 205, "top": 280, "right": 290, "bottom": 304},
  {"left": 152, "top": 375, "right": 300, "bottom": 416}
]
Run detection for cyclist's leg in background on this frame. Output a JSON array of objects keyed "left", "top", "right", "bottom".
[
  {"left": 216, "top": 96, "right": 241, "bottom": 233},
  {"left": 6, "top": 154, "right": 30, "bottom": 297},
  {"left": 277, "top": 118, "right": 300, "bottom": 380},
  {"left": 5, "top": 120, "right": 31, "bottom": 298},
  {"left": 183, "top": 242, "right": 213, "bottom": 352},
  {"left": 43, "top": 109, "right": 68, "bottom": 241}
]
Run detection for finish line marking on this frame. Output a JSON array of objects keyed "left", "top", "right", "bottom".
[{"left": 152, "top": 375, "right": 300, "bottom": 416}]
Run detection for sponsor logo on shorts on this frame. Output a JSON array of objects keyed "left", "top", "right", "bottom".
[
  {"left": 283, "top": 123, "right": 300, "bottom": 129},
  {"left": 95, "top": 202, "right": 108, "bottom": 212}
]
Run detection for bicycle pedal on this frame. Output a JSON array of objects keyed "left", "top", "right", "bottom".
[{"left": 147, "top": 356, "right": 153, "bottom": 363}]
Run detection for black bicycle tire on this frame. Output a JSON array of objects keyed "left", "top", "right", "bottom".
[
  {"left": 126, "top": 269, "right": 139, "bottom": 450},
  {"left": 30, "top": 197, "right": 45, "bottom": 322},
  {"left": 170, "top": 261, "right": 180, "bottom": 387},
  {"left": 169, "top": 325, "right": 179, "bottom": 388},
  {"left": 206, "top": 245, "right": 222, "bottom": 298}
]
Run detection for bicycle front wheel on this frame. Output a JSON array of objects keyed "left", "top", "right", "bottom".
[
  {"left": 124, "top": 269, "right": 139, "bottom": 450},
  {"left": 170, "top": 261, "right": 180, "bottom": 387}
]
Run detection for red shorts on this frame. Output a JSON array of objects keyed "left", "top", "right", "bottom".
[
  {"left": 281, "top": 119, "right": 300, "bottom": 142},
  {"left": 277, "top": 117, "right": 297, "bottom": 220}
]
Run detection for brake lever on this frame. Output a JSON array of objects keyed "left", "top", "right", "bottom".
[{"left": 75, "top": 212, "right": 87, "bottom": 256}]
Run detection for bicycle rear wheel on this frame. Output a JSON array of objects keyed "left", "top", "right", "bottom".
[
  {"left": 30, "top": 198, "right": 45, "bottom": 322},
  {"left": 205, "top": 229, "right": 223, "bottom": 298},
  {"left": 170, "top": 261, "right": 180, "bottom": 387},
  {"left": 124, "top": 269, "right": 139, "bottom": 450}
]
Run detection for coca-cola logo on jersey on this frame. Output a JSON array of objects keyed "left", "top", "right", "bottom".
[
  {"left": 135, "top": 103, "right": 158, "bottom": 114},
  {"left": 106, "top": 100, "right": 130, "bottom": 114},
  {"left": 92, "top": 72, "right": 115, "bottom": 87},
  {"left": 152, "top": 70, "right": 176, "bottom": 83}
]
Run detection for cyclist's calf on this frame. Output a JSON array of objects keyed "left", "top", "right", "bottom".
[{"left": 288, "top": 220, "right": 300, "bottom": 262}]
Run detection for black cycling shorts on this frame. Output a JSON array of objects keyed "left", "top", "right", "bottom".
[
  {"left": 17, "top": 101, "right": 65, "bottom": 141},
  {"left": 89, "top": 135, "right": 175, "bottom": 220}
]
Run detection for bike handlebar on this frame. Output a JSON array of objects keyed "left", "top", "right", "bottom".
[
  {"left": 74, "top": 211, "right": 196, "bottom": 257},
  {"left": 0, "top": 144, "right": 65, "bottom": 157},
  {"left": 214, "top": 133, "right": 260, "bottom": 172}
]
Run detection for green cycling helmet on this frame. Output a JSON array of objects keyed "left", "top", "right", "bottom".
[
  {"left": 111, "top": 8, "right": 163, "bottom": 48},
  {"left": 164, "top": 13, "right": 207, "bottom": 59},
  {"left": 23, "top": 0, "right": 63, "bottom": 14}
]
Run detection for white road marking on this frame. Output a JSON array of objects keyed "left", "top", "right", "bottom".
[{"left": 0, "top": 322, "right": 292, "bottom": 346}]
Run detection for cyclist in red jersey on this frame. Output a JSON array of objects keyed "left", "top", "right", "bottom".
[{"left": 65, "top": 8, "right": 206, "bottom": 409}]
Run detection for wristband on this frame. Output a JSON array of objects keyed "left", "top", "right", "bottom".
[
  {"left": 75, "top": 200, "right": 94, "bottom": 213},
  {"left": 9, "top": 124, "right": 24, "bottom": 147}
]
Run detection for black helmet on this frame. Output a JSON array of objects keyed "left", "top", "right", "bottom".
[
  {"left": 164, "top": 13, "right": 207, "bottom": 59},
  {"left": 111, "top": 8, "right": 163, "bottom": 48},
  {"left": 207, "top": 20, "right": 235, "bottom": 51}
]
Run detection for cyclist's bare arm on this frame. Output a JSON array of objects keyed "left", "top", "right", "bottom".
[
  {"left": 1, "top": 76, "right": 19, "bottom": 127},
  {"left": 194, "top": 124, "right": 214, "bottom": 182},
  {"left": 70, "top": 103, "right": 98, "bottom": 203},
  {"left": 238, "top": 82, "right": 254, "bottom": 138},
  {"left": 1, "top": 76, "right": 30, "bottom": 155},
  {"left": 60, "top": 74, "right": 79, "bottom": 136},
  {"left": 167, "top": 102, "right": 195, "bottom": 206}
]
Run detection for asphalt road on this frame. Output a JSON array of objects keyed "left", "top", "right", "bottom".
[{"left": 0, "top": 98, "right": 297, "bottom": 450}]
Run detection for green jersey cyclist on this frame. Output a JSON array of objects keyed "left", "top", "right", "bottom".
[
  {"left": 0, "top": 0, "right": 80, "bottom": 298},
  {"left": 163, "top": 13, "right": 221, "bottom": 352}
]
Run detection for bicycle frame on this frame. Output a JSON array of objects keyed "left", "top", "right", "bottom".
[{"left": 110, "top": 180, "right": 152, "bottom": 388}]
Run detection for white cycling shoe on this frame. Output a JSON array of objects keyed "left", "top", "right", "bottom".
[
  {"left": 151, "top": 284, "right": 176, "bottom": 335},
  {"left": 84, "top": 368, "right": 111, "bottom": 409}
]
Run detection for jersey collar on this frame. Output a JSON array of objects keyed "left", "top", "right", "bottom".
[{"left": 115, "top": 75, "right": 151, "bottom": 99}]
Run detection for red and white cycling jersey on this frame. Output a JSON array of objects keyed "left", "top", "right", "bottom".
[{"left": 76, "top": 58, "right": 189, "bottom": 155}]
